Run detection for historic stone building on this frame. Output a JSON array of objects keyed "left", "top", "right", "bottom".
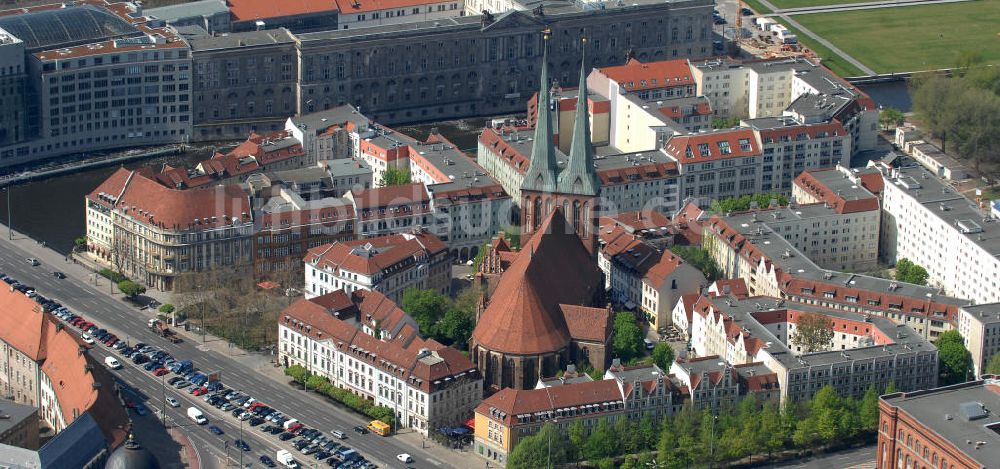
[
  {"left": 291, "top": 0, "right": 713, "bottom": 126},
  {"left": 188, "top": 29, "right": 300, "bottom": 141}
]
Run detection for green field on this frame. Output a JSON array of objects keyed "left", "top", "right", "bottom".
[
  {"left": 793, "top": 1, "right": 1000, "bottom": 74},
  {"left": 778, "top": 21, "right": 864, "bottom": 77},
  {"left": 766, "top": 0, "right": 867, "bottom": 9}
]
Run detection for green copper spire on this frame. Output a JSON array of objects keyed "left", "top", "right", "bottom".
[
  {"left": 521, "top": 28, "right": 559, "bottom": 193},
  {"left": 557, "top": 37, "right": 600, "bottom": 196}
]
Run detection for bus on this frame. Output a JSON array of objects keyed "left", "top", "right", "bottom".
[{"left": 367, "top": 420, "right": 391, "bottom": 436}]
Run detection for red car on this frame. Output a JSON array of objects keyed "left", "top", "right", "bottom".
[
  {"left": 153, "top": 368, "right": 169, "bottom": 376},
  {"left": 70, "top": 318, "right": 84, "bottom": 326},
  {"left": 191, "top": 387, "right": 208, "bottom": 396},
  {"left": 248, "top": 402, "right": 265, "bottom": 411},
  {"left": 287, "top": 423, "right": 304, "bottom": 434}
]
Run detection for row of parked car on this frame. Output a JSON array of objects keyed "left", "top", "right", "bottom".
[{"left": 3, "top": 271, "right": 378, "bottom": 469}]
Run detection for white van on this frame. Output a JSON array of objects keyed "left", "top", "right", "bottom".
[
  {"left": 330, "top": 430, "right": 347, "bottom": 439},
  {"left": 187, "top": 407, "right": 207, "bottom": 425},
  {"left": 104, "top": 356, "right": 122, "bottom": 369}
]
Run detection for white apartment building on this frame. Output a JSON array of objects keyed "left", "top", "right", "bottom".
[
  {"left": 640, "top": 255, "right": 707, "bottom": 331},
  {"left": 880, "top": 165, "right": 1000, "bottom": 304},
  {"left": 285, "top": 105, "right": 370, "bottom": 164},
  {"left": 303, "top": 231, "right": 452, "bottom": 303},
  {"left": 279, "top": 291, "right": 482, "bottom": 435},
  {"left": 957, "top": 304, "right": 1000, "bottom": 378},
  {"left": 689, "top": 295, "right": 938, "bottom": 403}
]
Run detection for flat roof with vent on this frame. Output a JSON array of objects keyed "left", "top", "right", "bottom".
[{"left": 882, "top": 378, "right": 1000, "bottom": 467}]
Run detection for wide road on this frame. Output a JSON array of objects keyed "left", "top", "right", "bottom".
[{"left": 0, "top": 239, "right": 458, "bottom": 469}]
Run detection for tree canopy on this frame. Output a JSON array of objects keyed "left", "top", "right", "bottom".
[
  {"left": 380, "top": 167, "right": 412, "bottom": 186},
  {"left": 670, "top": 246, "right": 721, "bottom": 282},
  {"left": 986, "top": 351, "right": 1000, "bottom": 376},
  {"left": 709, "top": 193, "right": 789, "bottom": 215},
  {"left": 879, "top": 107, "right": 905, "bottom": 131},
  {"left": 936, "top": 330, "right": 973, "bottom": 385},
  {"left": 611, "top": 312, "right": 644, "bottom": 363},
  {"left": 400, "top": 287, "right": 479, "bottom": 349},
  {"left": 117, "top": 280, "right": 146, "bottom": 299},
  {"left": 894, "top": 258, "right": 929, "bottom": 286},
  {"left": 651, "top": 342, "right": 675, "bottom": 371},
  {"left": 911, "top": 68, "right": 1000, "bottom": 174},
  {"left": 790, "top": 312, "right": 834, "bottom": 353}
]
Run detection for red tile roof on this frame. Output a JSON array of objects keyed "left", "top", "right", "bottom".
[
  {"left": 644, "top": 252, "right": 684, "bottom": 289},
  {"left": 0, "top": 287, "right": 128, "bottom": 447},
  {"left": 604, "top": 210, "right": 671, "bottom": 231},
  {"left": 229, "top": 0, "right": 337, "bottom": 22},
  {"left": 858, "top": 172, "right": 885, "bottom": 194},
  {"left": 598, "top": 58, "right": 694, "bottom": 92},
  {"left": 305, "top": 231, "right": 447, "bottom": 276},
  {"left": 793, "top": 169, "right": 879, "bottom": 214},
  {"left": 88, "top": 168, "right": 252, "bottom": 232},
  {"left": 472, "top": 208, "right": 605, "bottom": 355},
  {"left": 708, "top": 279, "right": 749, "bottom": 299},
  {"left": 334, "top": 0, "right": 445, "bottom": 14},
  {"left": 559, "top": 304, "right": 612, "bottom": 344},
  {"left": 758, "top": 121, "right": 847, "bottom": 145},
  {"left": 281, "top": 292, "right": 477, "bottom": 392},
  {"left": 475, "top": 379, "right": 623, "bottom": 427},
  {"left": 663, "top": 129, "right": 762, "bottom": 163},
  {"left": 349, "top": 183, "right": 429, "bottom": 211}
]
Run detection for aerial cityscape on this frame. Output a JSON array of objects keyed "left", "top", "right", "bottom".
[{"left": 0, "top": 0, "right": 998, "bottom": 467}]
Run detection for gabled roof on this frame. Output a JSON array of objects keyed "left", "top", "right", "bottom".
[
  {"left": 559, "top": 304, "right": 611, "bottom": 343},
  {"left": 349, "top": 183, "right": 429, "bottom": 210},
  {"left": 663, "top": 129, "right": 762, "bottom": 163},
  {"left": 472, "top": 208, "right": 604, "bottom": 355},
  {"left": 598, "top": 58, "right": 694, "bottom": 92},
  {"left": 643, "top": 252, "right": 684, "bottom": 289},
  {"left": 304, "top": 231, "right": 447, "bottom": 276},
  {"left": 475, "top": 379, "right": 623, "bottom": 427}
]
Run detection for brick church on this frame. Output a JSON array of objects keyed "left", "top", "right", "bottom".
[{"left": 469, "top": 32, "right": 613, "bottom": 393}]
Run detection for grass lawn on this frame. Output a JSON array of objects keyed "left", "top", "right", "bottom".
[
  {"left": 793, "top": 1, "right": 1000, "bottom": 74},
  {"left": 742, "top": 0, "right": 773, "bottom": 14},
  {"left": 771, "top": 21, "right": 865, "bottom": 77},
  {"left": 767, "top": 0, "right": 867, "bottom": 9}
]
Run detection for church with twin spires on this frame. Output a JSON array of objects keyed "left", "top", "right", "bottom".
[{"left": 470, "top": 30, "right": 613, "bottom": 393}]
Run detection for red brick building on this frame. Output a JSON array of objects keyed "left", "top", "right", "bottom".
[{"left": 878, "top": 378, "right": 1000, "bottom": 469}]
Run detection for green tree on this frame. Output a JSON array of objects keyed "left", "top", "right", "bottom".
[
  {"left": 380, "top": 167, "right": 412, "bottom": 186},
  {"left": 158, "top": 303, "right": 175, "bottom": 315},
  {"left": 894, "top": 258, "right": 929, "bottom": 285},
  {"left": 305, "top": 374, "right": 328, "bottom": 392},
  {"left": 637, "top": 416, "right": 657, "bottom": 451},
  {"left": 567, "top": 420, "right": 587, "bottom": 461},
  {"left": 507, "top": 423, "right": 569, "bottom": 469},
  {"left": 709, "top": 193, "right": 789, "bottom": 215},
  {"left": 884, "top": 380, "right": 897, "bottom": 394},
  {"left": 955, "top": 50, "right": 984, "bottom": 77},
  {"left": 712, "top": 116, "right": 742, "bottom": 129},
  {"left": 74, "top": 236, "right": 88, "bottom": 251},
  {"left": 670, "top": 245, "right": 722, "bottom": 282},
  {"left": 759, "top": 402, "right": 787, "bottom": 457},
  {"left": 859, "top": 384, "right": 880, "bottom": 432},
  {"left": 117, "top": 280, "right": 146, "bottom": 299},
  {"left": 986, "top": 351, "right": 1000, "bottom": 375},
  {"left": 583, "top": 419, "right": 619, "bottom": 461},
  {"left": 879, "top": 107, "right": 905, "bottom": 130},
  {"left": 434, "top": 306, "right": 475, "bottom": 348},
  {"left": 611, "top": 312, "right": 644, "bottom": 363},
  {"left": 284, "top": 364, "right": 308, "bottom": 383},
  {"left": 790, "top": 312, "right": 834, "bottom": 353},
  {"left": 651, "top": 342, "right": 675, "bottom": 371},
  {"left": 936, "top": 330, "right": 973, "bottom": 385},
  {"left": 401, "top": 289, "right": 449, "bottom": 335}
]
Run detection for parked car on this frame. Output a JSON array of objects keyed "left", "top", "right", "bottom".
[
  {"left": 154, "top": 368, "right": 169, "bottom": 377},
  {"left": 279, "top": 432, "right": 295, "bottom": 441},
  {"left": 249, "top": 417, "right": 265, "bottom": 427},
  {"left": 80, "top": 334, "right": 95, "bottom": 345},
  {"left": 172, "top": 380, "right": 190, "bottom": 389}
]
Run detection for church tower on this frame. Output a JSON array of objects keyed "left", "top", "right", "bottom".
[{"left": 520, "top": 33, "right": 601, "bottom": 257}]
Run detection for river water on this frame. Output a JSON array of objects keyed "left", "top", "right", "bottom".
[{"left": 0, "top": 81, "right": 906, "bottom": 254}]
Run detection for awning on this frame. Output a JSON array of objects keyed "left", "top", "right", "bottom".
[{"left": 464, "top": 418, "right": 475, "bottom": 430}]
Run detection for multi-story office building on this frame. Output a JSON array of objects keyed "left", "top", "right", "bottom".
[
  {"left": 86, "top": 168, "right": 254, "bottom": 290},
  {"left": 0, "top": 1, "right": 192, "bottom": 167},
  {"left": 0, "top": 27, "right": 27, "bottom": 150},
  {"left": 0, "top": 399, "right": 39, "bottom": 451},
  {"left": 303, "top": 231, "right": 452, "bottom": 303},
  {"left": 146, "top": 0, "right": 233, "bottom": 35},
  {"left": 188, "top": 28, "right": 299, "bottom": 141},
  {"left": 877, "top": 377, "right": 1000, "bottom": 469},
  {"left": 293, "top": 1, "right": 712, "bottom": 125},
  {"left": 279, "top": 290, "right": 482, "bottom": 436},
  {"left": 689, "top": 294, "right": 938, "bottom": 403},
  {"left": 956, "top": 304, "right": 1000, "bottom": 379},
  {"left": 881, "top": 165, "right": 1000, "bottom": 305}
]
